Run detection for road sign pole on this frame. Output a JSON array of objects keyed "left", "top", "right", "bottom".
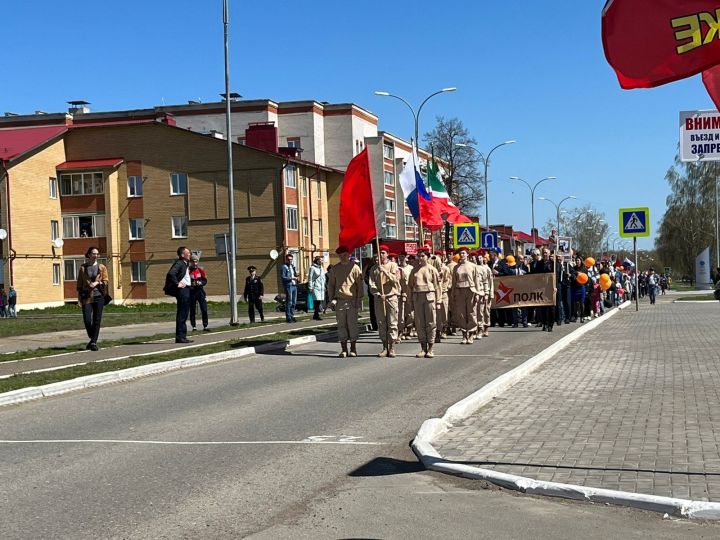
[{"left": 634, "top": 237, "right": 639, "bottom": 312}]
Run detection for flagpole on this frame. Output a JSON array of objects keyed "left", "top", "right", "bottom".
[
  {"left": 364, "top": 146, "right": 388, "bottom": 323},
  {"left": 412, "top": 139, "right": 425, "bottom": 246}
]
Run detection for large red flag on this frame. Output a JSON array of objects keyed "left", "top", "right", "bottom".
[
  {"left": 338, "top": 148, "right": 377, "bottom": 250},
  {"left": 703, "top": 63, "right": 720, "bottom": 109},
  {"left": 602, "top": 0, "right": 720, "bottom": 89}
]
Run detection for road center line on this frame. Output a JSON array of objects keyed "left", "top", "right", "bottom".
[{"left": 0, "top": 439, "right": 383, "bottom": 446}]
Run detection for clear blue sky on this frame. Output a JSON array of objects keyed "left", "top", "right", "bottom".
[{"left": 3, "top": 1, "right": 712, "bottom": 249}]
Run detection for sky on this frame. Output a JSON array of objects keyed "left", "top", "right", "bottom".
[{"left": 2, "top": 0, "right": 712, "bottom": 250}]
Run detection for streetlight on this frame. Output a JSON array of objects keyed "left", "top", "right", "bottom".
[
  {"left": 538, "top": 195, "right": 576, "bottom": 236},
  {"left": 456, "top": 141, "right": 516, "bottom": 231},
  {"left": 374, "top": 87, "right": 457, "bottom": 150},
  {"left": 509, "top": 176, "right": 557, "bottom": 246},
  {"left": 440, "top": 211, "right": 450, "bottom": 254}
]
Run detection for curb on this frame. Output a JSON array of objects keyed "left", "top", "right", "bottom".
[
  {"left": 0, "top": 330, "right": 337, "bottom": 408},
  {"left": 408, "top": 301, "right": 720, "bottom": 519}
]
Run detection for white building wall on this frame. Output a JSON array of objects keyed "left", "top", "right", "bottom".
[
  {"left": 172, "top": 110, "right": 276, "bottom": 142},
  {"left": 277, "top": 112, "right": 319, "bottom": 163},
  {"left": 324, "top": 115, "right": 354, "bottom": 170}
]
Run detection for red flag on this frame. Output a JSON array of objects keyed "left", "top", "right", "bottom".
[
  {"left": 338, "top": 148, "right": 377, "bottom": 250},
  {"left": 703, "top": 64, "right": 720, "bottom": 109},
  {"left": 419, "top": 196, "right": 445, "bottom": 230},
  {"left": 602, "top": 0, "right": 720, "bottom": 89}
]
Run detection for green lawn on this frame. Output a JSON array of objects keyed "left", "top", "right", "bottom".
[
  {"left": 677, "top": 294, "right": 717, "bottom": 301},
  {"left": 0, "top": 325, "right": 336, "bottom": 394}
]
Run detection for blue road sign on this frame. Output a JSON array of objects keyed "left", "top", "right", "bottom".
[
  {"left": 618, "top": 207, "right": 650, "bottom": 238},
  {"left": 453, "top": 223, "right": 480, "bottom": 248},
  {"left": 481, "top": 231, "right": 498, "bottom": 250}
]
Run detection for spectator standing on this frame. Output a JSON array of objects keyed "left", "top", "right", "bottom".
[
  {"left": 307, "top": 255, "right": 327, "bottom": 321},
  {"left": 281, "top": 253, "right": 299, "bottom": 323},
  {"left": 7, "top": 286, "right": 17, "bottom": 318},
  {"left": 189, "top": 255, "right": 209, "bottom": 332},
  {"left": 164, "top": 246, "right": 193, "bottom": 343},
  {"left": 77, "top": 246, "right": 109, "bottom": 350},
  {"left": 0, "top": 287, "right": 6, "bottom": 317},
  {"left": 243, "top": 266, "right": 265, "bottom": 323},
  {"left": 647, "top": 268, "right": 658, "bottom": 305},
  {"left": 531, "top": 248, "right": 556, "bottom": 331}
]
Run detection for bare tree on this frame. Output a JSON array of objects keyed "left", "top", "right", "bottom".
[
  {"left": 423, "top": 116, "right": 483, "bottom": 214},
  {"left": 541, "top": 204, "right": 608, "bottom": 256}
]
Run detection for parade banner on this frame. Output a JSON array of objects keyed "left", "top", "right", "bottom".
[{"left": 491, "top": 273, "right": 555, "bottom": 309}]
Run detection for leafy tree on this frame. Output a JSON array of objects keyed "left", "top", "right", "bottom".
[{"left": 423, "top": 116, "right": 484, "bottom": 214}]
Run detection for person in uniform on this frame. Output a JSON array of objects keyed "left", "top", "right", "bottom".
[
  {"left": 432, "top": 251, "right": 451, "bottom": 342},
  {"left": 451, "top": 247, "right": 480, "bottom": 344},
  {"left": 408, "top": 248, "right": 442, "bottom": 358},
  {"left": 446, "top": 253, "right": 459, "bottom": 335},
  {"left": 243, "top": 265, "right": 265, "bottom": 323},
  {"left": 369, "top": 244, "right": 401, "bottom": 357},
  {"left": 399, "top": 253, "right": 416, "bottom": 339},
  {"left": 396, "top": 252, "right": 409, "bottom": 343},
  {"left": 327, "top": 246, "right": 364, "bottom": 357},
  {"left": 476, "top": 252, "right": 493, "bottom": 338}
]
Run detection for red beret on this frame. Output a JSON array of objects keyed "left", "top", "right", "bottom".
[
  {"left": 456, "top": 247, "right": 469, "bottom": 254},
  {"left": 379, "top": 244, "right": 390, "bottom": 253},
  {"left": 434, "top": 250, "right": 444, "bottom": 256},
  {"left": 389, "top": 252, "right": 398, "bottom": 258}
]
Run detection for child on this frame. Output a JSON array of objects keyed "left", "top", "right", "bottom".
[{"left": 590, "top": 279, "right": 602, "bottom": 317}]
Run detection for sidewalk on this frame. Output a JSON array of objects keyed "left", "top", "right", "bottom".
[
  {"left": 432, "top": 295, "right": 720, "bottom": 503},
  {"left": 0, "top": 316, "right": 335, "bottom": 378}
]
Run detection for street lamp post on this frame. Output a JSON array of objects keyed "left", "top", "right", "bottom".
[
  {"left": 440, "top": 211, "right": 450, "bottom": 254},
  {"left": 456, "top": 141, "right": 516, "bottom": 231},
  {"left": 509, "top": 176, "right": 557, "bottom": 247},
  {"left": 538, "top": 195, "right": 576, "bottom": 236}
]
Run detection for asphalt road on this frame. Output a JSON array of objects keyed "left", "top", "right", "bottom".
[{"left": 1, "top": 319, "right": 717, "bottom": 539}]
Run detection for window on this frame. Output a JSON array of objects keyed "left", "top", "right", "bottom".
[
  {"left": 383, "top": 143, "right": 394, "bottom": 159},
  {"left": 62, "top": 214, "right": 105, "bottom": 238},
  {"left": 170, "top": 172, "right": 188, "bottom": 195},
  {"left": 404, "top": 214, "right": 415, "bottom": 227},
  {"left": 286, "top": 205, "right": 298, "bottom": 230},
  {"left": 316, "top": 180, "right": 322, "bottom": 200},
  {"left": 52, "top": 264, "right": 61, "bottom": 286},
  {"left": 237, "top": 137, "right": 246, "bottom": 145},
  {"left": 386, "top": 224, "right": 397, "bottom": 238},
  {"left": 385, "top": 197, "right": 396, "bottom": 212},
  {"left": 128, "top": 176, "right": 143, "bottom": 197},
  {"left": 129, "top": 218, "right": 144, "bottom": 240},
  {"left": 131, "top": 261, "right": 147, "bottom": 283},
  {"left": 63, "top": 258, "right": 107, "bottom": 281},
  {"left": 51, "top": 220, "right": 59, "bottom": 241},
  {"left": 302, "top": 217, "right": 309, "bottom": 236},
  {"left": 287, "top": 137, "right": 301, "bottom": 148},
  {"left": 318, "top": 218, "right": 324, "bottom": 238},
  {"left": 302, "top": 177, "right": 308, "bottom": 197},
  {"left": 284, "top": 165, "right": 297, "bottom": 188},
  {"left": 384, "top": 171, "right": 394, "bottom": 186},
  {"left": 171, "top": 216, "right": 188, "bottom": 238},
  {"left": 49, "top": 177, "right": 58, "bottom": 199},
  {"left": 59, "top": 172, "right": 104, "bottom": 196}
]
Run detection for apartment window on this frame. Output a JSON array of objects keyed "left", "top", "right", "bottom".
[
  {"left": 284, "top": 165, "right": 297, "bottom": 188},
  {"left": 287, "top": 137, "right": 301, "bottom": 148},
  {"left": 128, "top": 175, "right": 143, "bottom": 197},
  {"left": 129, "top": 218, "right": 144, "bottom": 240},
  {"left": 49, "top": 177, "right": 58, "bottom": 199},
  {"left": 404, "top": 214, "right": 415, "bottom": 227},
  {"left": 302, "top": 177, "right": 308, "bottom": 197},
  {"left": 302, "top": 217, "right": 309, "bottom": 236},
  {"left": 171, "top": 216, "right": 188, "bottom": 238},
  {"left": 318, "top": 218, "right": 324, "bottom": 238},
  {"left": 52, "top": 264, "right": 61, "bottom": 285},
  {"left": 385, "top": 197, "right": 396, "bottom": 212},
  {"left": 62, "top": 214, "right": 105, "bottom": 238},
  {"left": 170, "top": 172, "right": 188, "bottom": 195},
  {"left": 386, "top": 224, "right": 397, "bottom": 238},
  {"left": 59, "top": 172, "right": 104, "bottom": 196},
  {"left": 316, "top": 180, "right": 322, "bottom": 200},
  {"left": 131, "top": 261, "right": 147, "bottom": 283},
  {"left": 384, "top": 171, "right": 394, "bottom": 186},
  {"left": 383, "top": 143, "right": 394, "bottom": 159},
  {"left": 63, "top": 258, "right": 107, "bottom": 281},
  {"left": 286, "top": 205, "right": 298, "bottom": 230},
  {"left": 51, "top": 220, "right": 60, "bottom": 241}
]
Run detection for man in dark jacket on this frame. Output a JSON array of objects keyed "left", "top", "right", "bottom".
[
  {"left": 243, "top": 266, "right": 265, "bottom": 323},
  {"left": 531, "top": 248, "right": 556, "bottom": 331},
  {"left": 164, "top": 246, "right": 192, "bottom": 343}
]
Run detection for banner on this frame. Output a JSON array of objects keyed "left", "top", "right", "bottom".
[
  {"left": 491, "top": 273, "right": 555, "bottom": 309},
  {"left": 695, "top": 246, "right": 713, "bottom": 288}
]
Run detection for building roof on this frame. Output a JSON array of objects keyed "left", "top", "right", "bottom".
[
  {"left": 513, "top": 230, "right": 549, "bottom": 244},
  {"left": 57, "top": 158, "right": 124, "bottom": 170},
  {"left": 0, "top": 125, "right": 67, "bottom": 162}
]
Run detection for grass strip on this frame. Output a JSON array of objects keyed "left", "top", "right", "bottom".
[
  {"left": 0, "top": 326, "right": 336, "bottom": 394},
  {"left": 677, "top": 294, "right": 717, "bottom": 301}
]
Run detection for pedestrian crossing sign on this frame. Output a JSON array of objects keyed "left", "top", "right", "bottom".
[
  {"left": 453, "top": 223, "right": 480, "bottom": 248},
  {"left": 619, "top": 207, "right": 650, "bottom": 238}
]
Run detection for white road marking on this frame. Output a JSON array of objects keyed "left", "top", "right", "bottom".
[{"left": 0, "top": 438, "right": 382, "bottom": 446}]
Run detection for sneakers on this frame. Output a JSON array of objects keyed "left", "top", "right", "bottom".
[{"left": 377, "top": 349, "right": 388, "bottom": 358}]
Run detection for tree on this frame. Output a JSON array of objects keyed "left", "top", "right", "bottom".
[
  {"left": 656, "top": 155, "right": 717, "bottom": 280},
  {"left": 541, "top": 204, "right": 608, "bottom": 256},
  {"left": 423, "top": 116, "right": 484, "bottom": 215}
]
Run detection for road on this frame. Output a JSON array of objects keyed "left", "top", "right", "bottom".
[{"left": 0, "top": 318, "right": 716, "bottom": 539}]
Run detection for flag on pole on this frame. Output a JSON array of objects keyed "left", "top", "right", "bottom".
[
  {"left": 338, "top": 148, "right": 377, "bottom": 250},
  {"left": 398, "top": 150, "right": 443, "bottom": 229},
  {"left": 602, "top": 0, "right": 720, "bottom": 89},
  {"left": 427, "top": 156, "right": 472, "bottom": 224}
]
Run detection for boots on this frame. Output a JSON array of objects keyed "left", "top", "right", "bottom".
[
  {"left": 339, "top": 341, "right": 348, "bottom": 358},
  {"left": 388, "top": 342, "right": 396, "bottom": 358},
  {"left": 482, "top": 325, "right": 489, "bottom": 337},
  {"left": 425, "top": 343, "right": 434, "bottom": 358},
  {"left": 349, "top": 341, "right": 358, "bottom": 357},
  {"left": 467, "top": 332, "right": 474, "bottom": 344},
  {"left": 435, "top": 328, "right": 442, "bottom": 343},
  {"left": 416, "top": 342, "right": 427, "bottom": 357},
  {"left": 461, "top": 331, "right": 468, "bottom": 345},
  {"left": 377, "top": 341, "right": 388, "bottom": 357}
]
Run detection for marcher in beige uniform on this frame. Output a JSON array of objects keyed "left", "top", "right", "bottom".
[
  {"left": 475, "top": 254, "right": 493, "bottom": 338},
  {"left": 327, "top": 246, "right": 364, "bottom": 358},
  {"left": 452, "top": 248, "right": 480, "bottom": 344},
  {"left": 446, "top": 254, "right": 459, "bottom": 335},
  {"left": 432, "top": 252, "right": 451, "bottom": 342},
  {"left": 408, "top": 249, "right": 442, "bottom": 358},
  {"left": 396, "top": 253, "right": 410, "bottom": 343},
  {"left": 399, "top": 255, "right": 415, "bottom": 339},
  {"left": 369, "top": 244, "right": 401, "bottom": 357}
]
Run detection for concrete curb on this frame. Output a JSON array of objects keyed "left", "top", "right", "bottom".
[
  {"left": 0, "top": 330, "right": 337, "bottom": 408},
  {"left": 408, "top": 301, "right": 720, "bottom": 519},
  {"left": 673, "top": 300, "right": 717, "bottom": 304}
]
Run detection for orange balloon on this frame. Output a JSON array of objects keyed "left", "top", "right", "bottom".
[
  {"left": 600, "top": 274, "right": 612, "bottom": 285},
  {"left": 584, "top": 257, "right": 595, "bottom": 268},
  {"left": 600, "top": 279, "right": 612, "bottom": 291},
  {"left": 576, "top": 272, "right": 589, "bottom": 285}
]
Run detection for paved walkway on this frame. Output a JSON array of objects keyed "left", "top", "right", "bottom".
[{"left": 434, "top": 295, "right": 720, "bottom": 502}]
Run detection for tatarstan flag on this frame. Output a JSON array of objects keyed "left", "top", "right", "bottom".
[
  {"left": 602, "top": 0, "right": 720, "bottom": 89},
  {"left": 427, "top": 157, "right": 471, "bottom": 225}
]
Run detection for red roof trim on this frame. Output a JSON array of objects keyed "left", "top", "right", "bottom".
[{"left": 57, "top": 158, "right": 124, "bottom": 170}]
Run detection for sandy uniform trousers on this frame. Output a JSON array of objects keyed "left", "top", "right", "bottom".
[
  {"left": 452, "top": 261, "right": 479, "bottom": 335},
  {"left": 369, "top": 261, "right": 401, "bottom": 344},
  {"left": 335, "top": 299, "right": 359, "bottom": 342},
  {"left": 399, "top": 264, "right": 415, "bottom": 335},
  {"left": 475, "top": 263, "right": 493, "bottom": 330},
  {"left": 327, "top": 261, "right": 364, "bottom": 344},
  {"left": 409, "top": 264, "right": 441, "bottom": 345},
  {"left": 433, "top": 259, "right": 451, "bottom": 334}
]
